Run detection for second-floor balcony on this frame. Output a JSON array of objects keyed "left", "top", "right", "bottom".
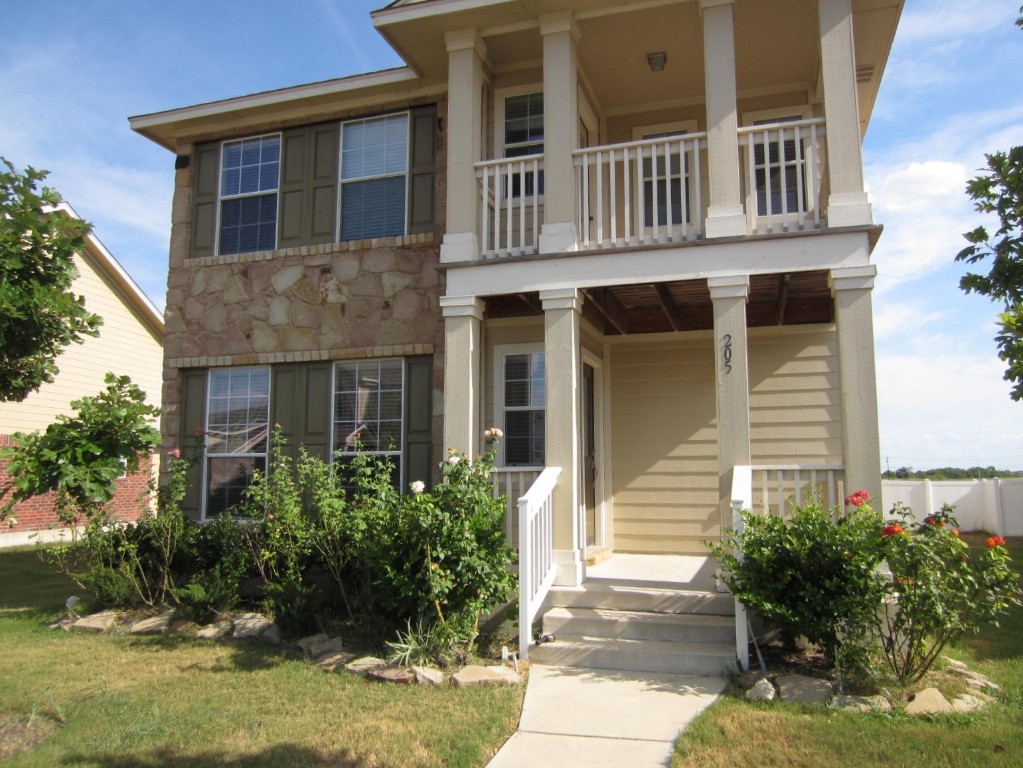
[{"left": 474, "top": 118, "right": 828, "bottom": 259}]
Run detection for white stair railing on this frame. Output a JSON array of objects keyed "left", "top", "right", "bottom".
[
  {"left": 517, "top": 466, "right": 560, "bottom": 661},
  {"left": 490, "top": 467, "right": 542, "bottom": 546},
  {"left": 751, "top": 464, "right": 846, "bottom": 518},
  {"left": 730, "top": 465, "right": 753, "bottom": 672},
  {"left": 574, "top": 134, "right": 706, "bottom": 250},
  {"left": 475, "top": 156, "right": 543, "bottom": 259}
]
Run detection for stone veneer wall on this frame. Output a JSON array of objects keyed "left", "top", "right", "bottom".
[{"left": 161, "top": 100, "right": 448, "bottom": 475}]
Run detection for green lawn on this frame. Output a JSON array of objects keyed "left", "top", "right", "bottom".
[
  {"left": 0, "top": 548, "right": 523, "bottom": 767},
  {"left": 672, "top": 535, "right": 1023, "bottom": 768}
]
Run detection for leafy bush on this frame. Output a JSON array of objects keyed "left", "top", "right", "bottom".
[
  {"left": 709, "top": 493, "right": 887, "bottom": 672},
  {"left": 878, "top": 503, "right": 1021, "bottom": 682}
]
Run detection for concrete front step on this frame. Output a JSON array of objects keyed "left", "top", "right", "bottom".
[
  {"left": 528, "top": 635, "right": 736, "bottom": 676},
  {"left": 542, "top": 606, "right": 735, "bottom": 645},
  {"left": 546, "top": 582, "right": 735, "bottom": 616}
]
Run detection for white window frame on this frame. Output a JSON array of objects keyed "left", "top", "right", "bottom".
[
  {"left": 215, "top": 133, "right": 282, "bottom": 256},
  {"left": 493, "top": 342, "right": 546, "bottom": 469},
  {"left": 337, "top": 112, "right": 412, "bottom": 243},
  {"left": 742, "top": 106, "right": 813, "bottom": 219},
  {"left": 202, "top": 366, "right": 271, "bottom": 520},
  {"left": 494, "top": 84, "right": 545, "bottom": 201},
  {"left": 631, "top": 120, "right": 698, "bottom": 233},
  {"left": 330, "top": 357, "right": 406, "bottom": 487}
]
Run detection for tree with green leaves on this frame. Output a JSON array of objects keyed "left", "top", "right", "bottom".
[
  {"left": 955, "top": 9, "right": 1023, "bottom": 399},
  {"left": 0, "top": 374, "right": 160, "bottom": 526},
  {"left": 0, "top": 158, "right": 102, "bottom": 402}
]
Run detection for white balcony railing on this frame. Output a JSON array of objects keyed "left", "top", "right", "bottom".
[
  {"left": 739, "top": 118, "right": 827, "bottom": 235},
  {"left": 751, "top": 464, "right": 846, "bottom": 518},
  {"left": 491, "top": 467, "right": 543, "bottom": 545},
  {"left": 517, "top": 466, "right": 560, "bottom": 661},
  {"left": 574, "top": 134, "right": 706, "bottom": 250},
  {"left": 475, "top": 156, "right": 543, "bottom": 259}
]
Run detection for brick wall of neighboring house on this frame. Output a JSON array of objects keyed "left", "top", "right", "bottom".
[{"left": 0, "top": 434, "right": 153, "bottom": 535}]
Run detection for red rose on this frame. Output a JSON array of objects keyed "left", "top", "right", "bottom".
[
  {"left": 986, "top": 536, "right": 1006, "bottom": 549},
  {"left": 882, "top": 523, "right": 904, "bottom": 537}
]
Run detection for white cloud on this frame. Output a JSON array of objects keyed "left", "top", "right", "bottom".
[
  {"left": 873, "top": 302, "right": 946, "bottom": 341},
  {"left": 896, "top": 0, "right": 1009, "bottom": 44}
]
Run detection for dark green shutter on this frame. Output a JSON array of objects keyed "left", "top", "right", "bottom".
[
  {"left": 404, "top": 356, "right": 434, "bottom": 488},
  {"left": 179, "top": 370, "right": 207, "bottom": 520},
  {"left": 279, "top": 123, "right": 339, "bottom": 249},
  {"left": 191, "top": 143, "right": 220, "bottom": 259},
  {"left": 271, "top": 363, "right": 332, "bottom": 466},
  {"left": 408, "top": 106, "right": 437, "bottom": 235}
]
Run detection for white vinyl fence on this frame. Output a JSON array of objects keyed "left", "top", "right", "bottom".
[{"left": 881, "top": 478, "right": 1023, "bottom": 536}]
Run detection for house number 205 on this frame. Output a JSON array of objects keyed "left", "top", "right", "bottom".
[{"left": 722, "top": 334, "right": 733, "bottom": 374}]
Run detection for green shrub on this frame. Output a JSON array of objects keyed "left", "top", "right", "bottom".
[{"left": 709, "top": 493, "right": 886, "bottom": 672}]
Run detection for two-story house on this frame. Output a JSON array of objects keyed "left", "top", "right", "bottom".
[{"left": 131, "top": 0, "right": 902, "bottom": 672}]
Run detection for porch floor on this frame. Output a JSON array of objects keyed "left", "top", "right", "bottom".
[{"left": 586, "top": 553, "right": 717, "bottom": 592}]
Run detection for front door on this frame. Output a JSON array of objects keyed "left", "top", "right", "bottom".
[{"left": 583, "top": 362, "right": 598, "bottom": 547}]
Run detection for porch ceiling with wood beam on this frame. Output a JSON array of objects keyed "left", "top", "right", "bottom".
[{"left": 483, "top": 269, "right": 834, "bottom": 335}]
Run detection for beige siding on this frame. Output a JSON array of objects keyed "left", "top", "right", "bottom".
[
  {"left": 748, "top": 325, "right": 843, "bottom": 464},
  {"left": 609, "top": 336, "right": 718, "bottom": 554},
  {"left": 0, "top": 252, "right": 163, "bottom": 434}
]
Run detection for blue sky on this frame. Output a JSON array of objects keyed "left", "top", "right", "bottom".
[{"left": 2, "top": 0, "right": 1022, "bottom": 470}]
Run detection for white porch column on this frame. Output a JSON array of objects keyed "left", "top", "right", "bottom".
[
  {"left": 818, "top": 0, "right": 872, "bottom": 227},
  {"left": 541, "top": 287, "right": 584, "bottom": 585},
  {"left": 701, "top": 0, "right": 746, "bottom": 238},
  {"left": 830, "top": 266, "right": 881, "bottom": 502},
  {"left": 539, "top": 13, "right": 580, "bottom": 254},
  {"left": 441, "top": 30, "right": 487, "bottom": 264},
  {"left": 440, "top": 295, "right": 485, "bottom": 457},
  {"left": 709, "top": 275, "right": 751, "bottom": 531}
]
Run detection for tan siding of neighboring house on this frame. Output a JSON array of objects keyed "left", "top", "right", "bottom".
[
  {"left": 0, "top": 252, "right": 163, "bottom": 433},
  {"left": 608, "top": 335, "right": 719, "bottom": 555},
  {"left": 748, "top": 325, "right": 843, "bottom": 465}
]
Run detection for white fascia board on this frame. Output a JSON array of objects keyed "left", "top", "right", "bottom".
[
  {"left": 445, "top": 231, "right": 873, "bottom": 298},
  {"left": 48, "top": 202, "right": 165, "bottom": 338},
  {"left": 372, "top": 0, "right": 512, "bottom": 26},
  {"left": 128, "top": 68, "right": 420, "bottom": 133}
]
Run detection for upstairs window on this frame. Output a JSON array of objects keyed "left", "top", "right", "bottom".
[
  {"left": 218, "top": 135, "right": 280, "bottom": 255},
  {"left": 503, "top": 92, "right": 544, "bottom": 197},
  {"left": 340, "top": 113, "right": 410, "bottom": 241},
  {"left": 751, "top": 115, "right": 808, "bottom": 217}
]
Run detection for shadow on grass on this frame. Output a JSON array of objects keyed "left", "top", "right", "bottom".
[
  {"left": 58, "top": 744, "right": 374, "bottom": 768},
  {"left": 0, "top": 547, "right": 79, "bottom": 619}
]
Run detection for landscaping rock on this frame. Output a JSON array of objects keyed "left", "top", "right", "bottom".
[
  {"left": 775, "top": 674, "right": 833, "bottom": 705},
  {"left": 368, "top": 666, "right": 416, "bottom": 685},
  {"left": 130, "top": 610, "right": 175, "bottom": 635},
  {"left": 170, "top": 619, "right": 199, "bottom": 634},
  {"left": 197, "top": 622, "right": 232, "bottom": 640},
  {"left": 306, "top": 636, "right": 345, "bottom": 658},
  {"left": 736, "top": 670, "right": 772, "bottom": 691},
  {"left": 314, "top": 651, "right": 357, "bottom": 672},
  {"left": 952, "top": 694, "right": 988, "bottom": 713},
  {"left": 839, "top": 695, "right": 892, "bottom": 713},
  {"left": 345, "top": 656, "right": 387, "bottom": 676},
  {"left": 905, "top": 687, "right": 953, "bottom": 715},
  {"left": 261, "top": 625, "right": 283, "bottom": 645},
  {"left": 746, "top": 678, "right": 776, "bottom": 702},
  {"left": 296, "top": 633, "right": 329, "bottom": 656},
  {"left": 232, "top": 613, "right": 274, "bottom": 639},
  {"left": 71, "top": 610, "right": 121, "bottom": 633},
  {"left": 942, "top": 657, "right": 969, "bottom": 671},
  {"left": 964, "top": 674, "right": 1000, "bottom": 693},
  {"left": 412, "top": 666, "right": 446, "bottom": 686},
  {"left": 451, "top": 665, "right": 520, "bottom": 688}
]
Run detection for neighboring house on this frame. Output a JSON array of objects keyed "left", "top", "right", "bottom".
[
  {"left": 130, "top": 0, "right": 902, "bottom": 670},
  {"left": 0, "top": 203, "right": 165, "bottom": 547}
]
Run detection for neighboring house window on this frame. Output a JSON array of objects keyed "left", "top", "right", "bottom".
[
  {"left": 340, "top": 113, "right": 410, "bottom": 241},
  {"left": 503, "top": 92, "right": 544, "bottom": 197},
  {"left": 218, "top": 135, "right": 281, "bottom": 255},
  {"left": 204, "top": 367, "right": 271, "bottom": 516},
  {"left": 751, "top": 115, "right": 808, "bottom": 217},
  {"left": 333, "top": 359, "right": 405, "bottom": 484},
  {"left": 495, "top": 345, "right": 545, "bottom": 467}
]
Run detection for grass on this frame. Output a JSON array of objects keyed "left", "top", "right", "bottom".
[
  {"left": 672, "top": 535, "right": 1023, "bottom": 768},
  {"left": 0, "top": 547, "right": 524, "bottom": 767}
]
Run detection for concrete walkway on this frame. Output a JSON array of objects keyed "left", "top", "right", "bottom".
[{"left": 487, "top": 664, "right": 726, "bottom": 767}]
